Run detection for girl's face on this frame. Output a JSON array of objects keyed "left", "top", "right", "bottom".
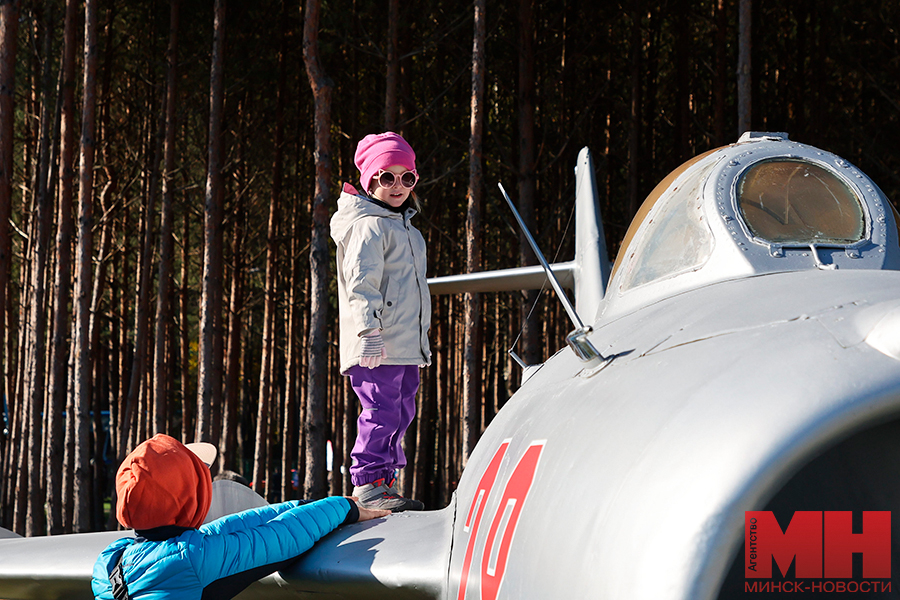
[{"left": 370, "top": 164, "right": 414, "bottom": 207}]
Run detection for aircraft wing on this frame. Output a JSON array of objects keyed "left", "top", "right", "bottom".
[
  {"left": 0, "top": 482, "right": 453, "bottom": 600},
  {"left": 268, "top": 503, "right": 453, "bottom": 599},
  {"left": 0, "top": 528, "right": 127, "bottom": 600},
  {"left": 428, "top": 262, "right": 575, "bottom": 295}
]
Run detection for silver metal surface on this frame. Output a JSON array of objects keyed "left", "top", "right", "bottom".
[
  {"left": 427, "top": 262, "right": 575, "bottom": 295},
  {"left": 448, "top": 268, "right": 900, "bottom": 599},
  {"left": 278, "top": 505, "right": 455, "bottom": 599},
  {"left": 572, "top": 147, "right": 610, "bottom": 320}
]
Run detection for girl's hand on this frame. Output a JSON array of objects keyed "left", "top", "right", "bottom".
[{"left": 359, "top": 331, "right": 387, "bottom": 368}]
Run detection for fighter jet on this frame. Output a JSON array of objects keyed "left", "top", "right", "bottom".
[{"left": 2, "top": 132, "right": 900, "bottom": 599}]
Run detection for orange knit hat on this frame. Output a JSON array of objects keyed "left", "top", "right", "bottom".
[{"left": 115, "top": 434, "right": 213, "bottom": 530}]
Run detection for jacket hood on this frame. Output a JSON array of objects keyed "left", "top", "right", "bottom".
[
  {"left": 115, "top": 434, "right": 212, "bottom": 530},
  {"left": 330, "top": 183, "right": 415, "bottom": 243}
]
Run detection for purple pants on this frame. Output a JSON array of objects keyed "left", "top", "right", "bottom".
[{"left": 347, "top": 364, "right": 420, "bottom": 486}]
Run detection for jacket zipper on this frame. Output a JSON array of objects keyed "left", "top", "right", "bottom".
[{"left": 404, "top": 211, "right": 427, "bottom": 359}]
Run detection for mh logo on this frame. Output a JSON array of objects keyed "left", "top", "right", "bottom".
[{"left": 745, "top": 511, "right": 891, "bottom": 579}]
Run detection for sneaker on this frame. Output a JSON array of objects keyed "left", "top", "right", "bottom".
[{"left": 353, "top": 478, "right": 424, "bottom": 513}]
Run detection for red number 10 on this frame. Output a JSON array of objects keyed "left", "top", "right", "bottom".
[{"left": 457, "top": 440, "right": 546, "bottom": 600}]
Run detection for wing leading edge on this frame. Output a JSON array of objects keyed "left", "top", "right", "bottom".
[{"left": 0, "top": 485, "right": 454, "bottom": 600}]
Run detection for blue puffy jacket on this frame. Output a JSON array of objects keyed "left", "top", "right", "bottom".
[{"left": 92, "top": 496, "right": 353, "bottom": 599}]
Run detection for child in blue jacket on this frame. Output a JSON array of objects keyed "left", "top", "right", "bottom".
[{"left": 92, "top": 434, "right": 388, "bottom": 600}]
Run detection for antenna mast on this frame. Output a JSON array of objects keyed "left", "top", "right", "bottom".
[{"left": 498, "top": 183, "right": 605, "bottom": 367}]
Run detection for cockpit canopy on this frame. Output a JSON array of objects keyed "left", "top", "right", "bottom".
[
  {"left": 603, "top": 133, "right": 900, "bottom": 318},
  {"left": 616, "top": 157, "right": 716, "bottom": 293},
  {"left": 736, "top": 159, "right": 865, "bottom": 246}
]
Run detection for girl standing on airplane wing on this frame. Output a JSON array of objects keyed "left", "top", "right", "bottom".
[{"left": 330, "top": 132, "right": 432, "bottom": 512}]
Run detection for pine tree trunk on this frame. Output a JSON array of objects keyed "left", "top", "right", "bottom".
[
  {"left": 220, "top": 210, "right": 242, "bottom": 473},
  {"left": 328, "top": 361, "right": 340, "bottom": 497},
  {"left": 302, "top": 0, "right": 333, "bottom": 500},
  {"left": 0, "top": 0, "right": 20, "bottom": 531},
  {"left": 413, "top": 341, "right": 434, "bottom": 504},
  {"left": 714, "top": 0, "right": 727, "bottom": 145},
  {"left": 122, "top": 97, "right": 162, "bottom": 455},
  {"left": 20, "top": 0, "right": 60, "bottom": 536},
  {"left": 462, "top": 0, "right": 486, "bottom": 466},
  {"left": 253, "top": 33, "right": 284, "bottom": 496},
  {"left": 263, "top": 11, "right": 292, "bottom": 501},
  {"left": 437, "top": 295, "right": 449, "bottom": 506},
  {"left": 282, "top": 208, "right": 299, "bottom": 499},
  {"left": 342, "top": 375, "right": 354, "bottom": 496},
  {"left": 72, "top": 0, "right": 99, "bottom": 532},
  {"left": 180, "top": 210, "right": 192, "bottom": 443},
  {"left": 90, "top": 10, "right": 116, "bottom": 521},
  {"left": 46, "top": 0, "right": 78, "bottom": 537},
  {"left": 517, "top": 0, "right": 539, "bottom": 366},
  {"left": 384, "top": 0, "right": 399, "bottom": 130},
  {"left": 197, "top": 0, "right": 226, "bottom": 443},
  {"left": 737, "top": 0, "right": 752, "bottom": 134},
  {"left": 674, "top": 0, "right": 690, "bottom": 161},
  {"left": 252, "top": 188, "right": 275, "bottom": 498},
  {"left": 88, "top": 180, "right": 114, "bottom": 524},
  {"left": 296, "top": 268, "right": 309, "bottom": 495},
  {"left": 153, "top": 0, "right": 180, "bottom": 435},
  {"left": 627, "top": 2, "right": 642, "bottom": 217},
  {"left": 113, "top": 210, "right": 128, "bottom": 452}
]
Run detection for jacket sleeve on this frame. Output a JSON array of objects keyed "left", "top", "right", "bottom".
[
  {"left": 200, "top": 501, "right": 302, "bottom": 536},
  {"left": 342, "top": 218, "right": 386, "bottom": 335},
  {"left": 192, "top": 496, "right": 354, "bottom": 587}
]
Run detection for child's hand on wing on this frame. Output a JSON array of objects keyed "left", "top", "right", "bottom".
[
  {"left": 357, "top": 505, "right": 391, "bottom": 521},
  {"left": 348, "top": 496, "right": 391, "bottom": 521}
]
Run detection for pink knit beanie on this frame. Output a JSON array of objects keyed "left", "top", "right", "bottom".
[{"left": 354, "top": 132, "right": 416, "bottom": 193}]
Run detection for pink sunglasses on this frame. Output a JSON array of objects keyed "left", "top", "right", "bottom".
[{"left": 373, "top": 169, "right": 419, "bottom": 189}]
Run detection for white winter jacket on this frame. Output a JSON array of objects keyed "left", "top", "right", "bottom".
[{"left": 330, "top": 184, "right": 432, "bottom": 373}]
